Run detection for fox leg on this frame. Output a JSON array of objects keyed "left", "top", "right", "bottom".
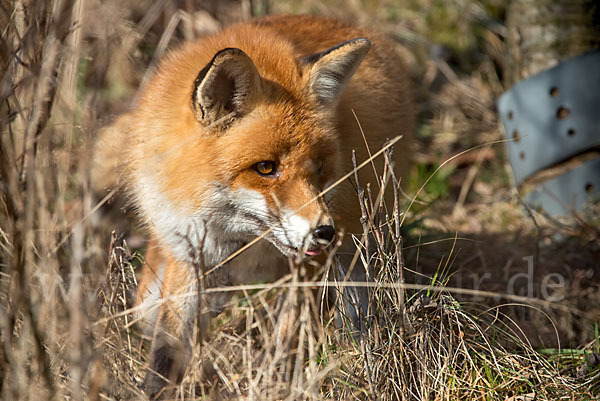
[
  {"left": 331, "top": 235, "right": 378, "bottom": 338},
  {"left": 145, "top": 306, "right": 191, "bottom": 398},
  {"left": 142, "top": 254, "right": 211, "bottom": 398}
]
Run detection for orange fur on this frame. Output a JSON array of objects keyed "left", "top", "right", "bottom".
[{"left": 94, "top": 14, "right": 414, "bottom": 395}]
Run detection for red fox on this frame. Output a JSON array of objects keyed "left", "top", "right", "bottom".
[{"left": 93, "top": 14, "right": 413, "bottom": 395}]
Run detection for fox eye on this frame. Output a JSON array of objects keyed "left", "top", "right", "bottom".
[{"left": 254, "top": 161, "right": 277, "bottom": 176}]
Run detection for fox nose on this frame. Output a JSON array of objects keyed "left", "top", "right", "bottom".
[{"left": 313, "top": 225, "right": 336, "bottom": 243}]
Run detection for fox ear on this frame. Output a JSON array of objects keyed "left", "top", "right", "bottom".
[
  {"left": 192, "top": 48, "right": 261, "bottom": 128},
  {"left": 303, "top": 38, "right": 371, "bottom": 107}
]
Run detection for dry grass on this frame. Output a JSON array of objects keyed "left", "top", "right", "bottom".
[{"left": 1, "top": 0, "right": 599, "bottom": 400}]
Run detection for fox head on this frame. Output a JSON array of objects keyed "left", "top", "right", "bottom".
[{"left": 132, "top": 37, "right": 371, "bottom": 265}]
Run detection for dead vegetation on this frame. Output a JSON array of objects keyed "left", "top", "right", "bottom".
[{"left": 1, "top": 0, "right": 599, "bottom": 400}]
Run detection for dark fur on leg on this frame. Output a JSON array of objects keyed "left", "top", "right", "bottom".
[{"left": 144, "top": 337, "right": 187, "bottom": 399}]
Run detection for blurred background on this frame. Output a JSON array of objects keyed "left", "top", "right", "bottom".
[{"left": 1, "top": 0, "right": 599, "bottom": 399}]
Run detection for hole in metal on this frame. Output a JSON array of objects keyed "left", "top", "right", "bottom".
[
  {"left": 519, "top": 151, "right": 525, "bottom": 160},
  {"left": 513, "top": 129, "right": 520, "bottom": 142},
  {"left": 549, "top": 87, "right": 559, "bottom": 97},
  {"left": 586, "top": 183, "right": 594, "bottom": 193},
  {"left": 508, "top": 111, "right": 513, "bottom": 120},
  {"left": 556, "top": 106, "right": 570, "bottom": 119},
  {"left": 567, "top": 128, "right": 575, "bottom": 137}
]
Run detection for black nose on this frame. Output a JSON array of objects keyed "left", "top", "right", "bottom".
[{"left": 313, "top": 225, "right": 335, "bottom": 243}]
